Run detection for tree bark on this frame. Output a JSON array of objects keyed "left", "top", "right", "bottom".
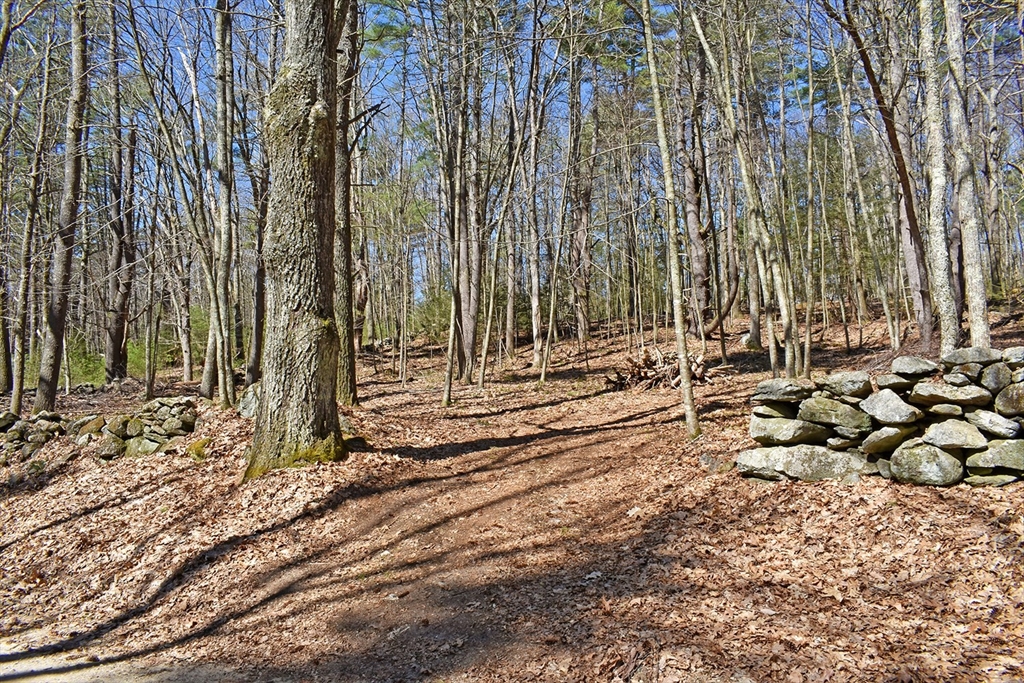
[
  {"left": 246, "top": 0, "right": 344, "bottom": 479},
  {"left": 35, "top": 1, "right": 87, "bottom": 413}
]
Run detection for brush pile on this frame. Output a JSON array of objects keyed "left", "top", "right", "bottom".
[{"left": 605, "top": 347, "right": 734, "bottom": 391}]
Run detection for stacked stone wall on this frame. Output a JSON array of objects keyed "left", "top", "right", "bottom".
[{"left": 738, "top": 347, "right": 1024, "bottom": 486}]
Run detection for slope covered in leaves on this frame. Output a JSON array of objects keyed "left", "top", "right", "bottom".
[{"left": 1, "top": 327, "right": 1023, "bottom": 682}]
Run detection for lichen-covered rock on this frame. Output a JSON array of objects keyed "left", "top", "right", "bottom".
[
  {"left": 72, "top": 415, "right": 105, "bottom": 436},
  {"left": 752, "top": 402, "right": 797, "bottom": 419},
  {"left": 816, "top": 371, "right": 872, "bottom": 399},
  {"left": 964, "top": 474, "right": 1017, "bottom": 487},
  {"left": 861, "top": 389, "right": 924, "bottom": 425},
  {"left": 104, "top": 415, "right": 131, "bottom": 439},
  {"left": 944, "top": 373, "right": 972, "bottom": 387},
  {"left": 941, "top": 347, "right": 1003, "bottom": 368},
  {"left": 951, "top": 363, "right": 983, "bottom": 382},
  {"left": 751, "top": 379, "right": 816, "bottom": 404},
  {"left": 1003, "top": 347, "right": 1024, "bottom": 369},
  {"left": 921, "top": 420, "right": 988, "bottom": 450},
  {"left": 0, "top": 412, "right": 17, "bottom": 433},
  {"left": 797, "top": 397, "right": 872, "bottom": 431},
  {"left": 980, "top": 363, "right": 1012, "bottom": 395},
  {"left": 994, "top": 383, "right": 1024, "bottom": 417},
  {"left": 964, "top": 409, "right": 1021, "bottom": 439},
  {"left": 237, "top": 382, "right": 260, "bottom": 419},
  {"left": 126, "top": 418, "right": 145, "bottom": 438},
  {"left": 927, "top": 404, "right": 962, "bottom": 417},
  {"left": 125, "top": 437, "right": 162, "bottom": 458},
  {"left": 966, "top": 440, "right": 1024, "bottom": 473},
  {"left": 96, "top": 434, "right": 126, "bottom": 460},
  {"left": 909, "top": 382, "right": 992, "bottom": 407},
  {"left": 890, "top": 438, "right": 963, "bottom": 486},
  {"left": 892, "top": 356, "right": 939, "bottom": 376},
  {"left": 875, "top": 374, "right": 917, "bottom": 391},
  {"left": 876, "top": 458, "right": 892, "bottom": 479},
  {"left": 736, "top": 445, "right": 871, "bottom": 482},
  {"left": 862, "top": 425, "right": 918, "bottom": 454},
  {"left": 749, "top": 416, "right": 832, "bottom": 445},
  {"left": 827, "top": 436, "right": 862, "bottom": 450}
]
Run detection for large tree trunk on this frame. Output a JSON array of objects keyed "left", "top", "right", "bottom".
[
  {"left": 919, "top": 0, "right": 958, "bottom": 353},
  {"left": 246, "top": 0, "right": 344, "bottom": 479},
  {"left": 35, "top": 1, "right": 88, "bottom": 413},
  {"left": 943, "top": 0, "right": 990, "bottom": 347}
]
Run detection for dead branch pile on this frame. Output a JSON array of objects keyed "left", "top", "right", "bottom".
[{"left": 604, "top": 347, "right": 735, "bottom": 391}]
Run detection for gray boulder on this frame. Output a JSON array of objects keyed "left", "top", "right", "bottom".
[
  {"left": 909, "top": 382, "right": 992, "bottom": 407},
  {"left": 964, "top": 409, "right": 1021, "bottom": 439},
  {"left": 861, "top": 389, "right": 924, "bottom": 425},
  {"left": 928, "top": 404, "right": 963, "bottom": 417},
  {"left": 876, "top": 458, "right": 892, "bottom": 479},
  {"left": 941, "top": 347, "right": 1003, "bottom": 368},
  {"left": 1003, "top": 347, "right": 1024, "bottom": 369},
  {"left": 951, "top": 363, "right": 983, "bottom": 382},
  {"left": 749, "top": 416, "right": 832, "bottom": 445},
  {"left": 980, "top": 363, "right": 1012, "bottom": 395},
  {"left": 944, "top": 373, "right": 972, "bottom": 387},
  {"left": 834, "top": 425, "right": 869, "bottom": 439},
  {"left": 752, "top": 402, "right": 797, "bottom": 419},
  {"left": 797, "top": 397, "right": 872, "bottom": 431},
  {"left": 237, "top": 382, "right": 261, "bottom": 419},
  {"left": 892, "top": 356, "right": 939, "bottom": 376},
  {"left": 751, "top": 379, "right": 816, "bottom": 403},
  {"left": 736, "top": 445, "right": 871, "bottom": 482},
  {"left": 96, "top": 434, "right": 126, "bottom": 460},
  {"left": 964, "top": 474, "right": 1017, "bottom": 487},
  {"left": 862, "top": 425, "right": 918, "bottom": 455},
  {"left": 876, "top": 374, "right": 917, "bottom": 391},
  {"left": 816, "top": 371, "right": 872, "bottom": 399},
  {"left": 890, "top": 438, "right": 963, "bottom": 486},
  {"left": 994, "top": 383, "right": 1024, "bottom": 417},
  {"left": 966, "top": 440, "right": 1024, "bottom": 473},
  {"left": 921, "top": 420, "right": 988, "bottom": 450},
  {"left": 125, "top": 436, "right": 162, "bottom": 458}
]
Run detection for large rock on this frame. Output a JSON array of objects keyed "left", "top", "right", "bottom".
[
  {"left": 944, "top": 373, "right": 972, "bottom": 387},
  {"left": 96, "top": 434, "right": 126, "bottom": 460},
  {"left": 966, "top": 440, "right": 1024, "bottom": 473},
  {"left": 749, "top": 416, "right": 832, "bottom": 445},
  {"left": 736, "top": 445, "right": 871, "bottom": 482},
  {"left": 964, "top": 409, "right": 1021, "bottom": 439},
  {"left": 237, "top": 382, "right": 260, "bottom": 419},
  {"left": 994, "top": 383, "right": 1024, "bottom": 417},
  {"left": 964, "top": 474, "right": 1018, "bottom": 487},
  {"left": 951, "top": 363, "right": 983, "bottom": 382},
  {"left": 860, "top": 389, "right": 924, "bottom": 425},
  {"left": 980, "top": 363, "right": 1012, "bottom": 395},
  {"left": 890, "top": 438, "right": 963, "bottom": 486},
  {"left": 922, "top": 420, "right": 988, "bottom": 450},
  {"left": 892, "top": 356, "right": 938, "bottom": 376},
  {"left": 816, "top": 371, "right": 872, "bottom": 399},
  {"left": 0, "top": 412, "right": 17, "bottom": 433},
  {"left": 797, "top": 397, "right": 872, "bottom": 431},
  {"left": 909, "top": 382, "right": 992, "bottom": 407},
  {"left": 751, "top": 379, "right": 816, "bottom": 404},
  {"left": 941, "top": 347, "right": 1003, "bottom": 368},
  {"left": 1003, "top": 347, "right": 1024, "bottom": 369},
  {"left": 104, "top": 415, "right": 131, "bottom": 439},
  {"left": 861, "top": 425, "right": 918, "bottom": 455},
  {"left": 752, "top": 402, "right": 797, "bottom": 419},
  {"left": 125, "top": 436, "right": 162, "bottom": 458},
  {"left": 875, "top": 374, "right": 917, "bottom": 391}
]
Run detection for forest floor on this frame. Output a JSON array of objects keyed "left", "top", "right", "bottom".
[{"left": 2, "top": 316, "right": 1024, "bottom": 682}]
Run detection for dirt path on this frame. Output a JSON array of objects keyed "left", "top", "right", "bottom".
[{"left": 2, "top": 333, "right": 1024, "bottom": 681}]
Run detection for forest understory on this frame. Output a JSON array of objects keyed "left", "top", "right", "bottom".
[{"left": 1, "top": 317, "right": 1024, "bottom": 683}]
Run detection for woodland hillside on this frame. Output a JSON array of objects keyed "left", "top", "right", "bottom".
[
  {"left": 1, "top": 0, "right": 1024, "bottom": 679},
  {"left": 0, "top": 317, "right": 1023, "bottom": 682}
]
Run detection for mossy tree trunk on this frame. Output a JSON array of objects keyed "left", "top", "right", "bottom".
[{"left": 245, "top": 0, "right": 344, "bottom": 479}]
